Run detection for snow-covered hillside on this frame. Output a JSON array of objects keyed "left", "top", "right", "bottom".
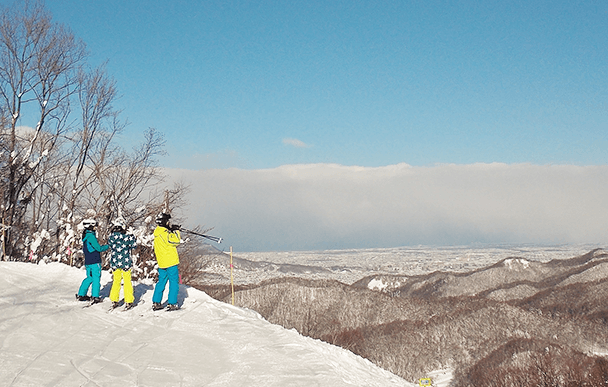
[{"left": 0, "top": 261, "right": 413, "bottom": 386}]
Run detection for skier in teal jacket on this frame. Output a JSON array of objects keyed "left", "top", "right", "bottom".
[{"left": 76, "top": 219, "right": 109, "bottom": 303}]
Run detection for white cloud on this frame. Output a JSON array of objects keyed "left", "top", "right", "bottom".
[
  {"left": 168, "top": 163, "right": 608, "bottom": 251},
  {"left": 282, "top": 138, "right": 310, "bottom": 148}
]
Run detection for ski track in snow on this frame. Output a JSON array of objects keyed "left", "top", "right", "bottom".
[{"left": 0, "top": 261, "right": 414, "bottom": 387}]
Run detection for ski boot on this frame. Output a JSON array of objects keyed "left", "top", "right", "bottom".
[
  {"left": 76, "top": 294, "right": 91, "bottom": 302},
  {"left": 152, "top": 302, "right": 164, "bottom": 311},
  {"left": 124, "top": 303, "right": 134, "bottom": 310},
  {"left": 91, "top": 297, "right": 103, "bottom": 304},
  {"left": 167, "top": 304, "right": 180, "bottom": 311},
  {"left": 111, "top": 301, "right": 121, "bottom": 309}
]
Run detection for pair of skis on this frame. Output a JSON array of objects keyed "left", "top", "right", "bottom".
[
  {"left": 81, "top": 299, "right": 140, "bottom": 311},
  {"left": 80, "top": 297, "right": 103, "bottom": 308},
  {"left": 152, "top": 303, "right": 182, "bottom": 312},
  {"left": 107, "top": 300, "right": 144, "bottom": 312}
]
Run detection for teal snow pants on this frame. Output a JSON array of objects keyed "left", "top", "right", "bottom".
[
  {"left": 152, "top": 265, "right": 179, "bottom": 305},
  {"left": 78, "top": 263, "right": 102, "bottom": 298}
]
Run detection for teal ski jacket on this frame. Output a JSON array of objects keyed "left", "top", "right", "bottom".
[{"left": 82, "top": 230, "right": 109, "bottom": 265}]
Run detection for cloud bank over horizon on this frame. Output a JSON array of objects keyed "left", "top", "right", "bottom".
[{"left": 168, "top": 163, "right": 608, "bottom": 252}]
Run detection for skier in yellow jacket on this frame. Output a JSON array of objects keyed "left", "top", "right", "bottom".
[{"left": 152, "top": 212, "right": 181, "bottom": 311}]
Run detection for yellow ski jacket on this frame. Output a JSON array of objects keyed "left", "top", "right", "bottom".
[{"left": 153, "top": 226, "right": 181, "bottom": 268}]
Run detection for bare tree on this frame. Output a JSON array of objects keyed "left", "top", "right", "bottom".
[
  {"left": 0, "top": 0, "right": 86, "bottom": 258},
  {"left": 0, "top": 1, "right": 181, "bottom": 268}
]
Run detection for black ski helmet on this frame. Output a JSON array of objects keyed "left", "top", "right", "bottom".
[{"left": 155, "top": 212, "right": 171, "bottom": 226}]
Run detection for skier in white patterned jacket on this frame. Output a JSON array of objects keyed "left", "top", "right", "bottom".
[{"left": 108, "top": 219, "right": 137, "bottom": 309}]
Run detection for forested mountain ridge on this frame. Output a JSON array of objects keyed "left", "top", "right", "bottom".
[{"left": 199, "top": 249, "right": 608, "bottom": 385}]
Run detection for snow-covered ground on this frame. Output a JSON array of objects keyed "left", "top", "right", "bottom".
[{"left": 0, "top": 261, "right": 415, "bottom": 387}]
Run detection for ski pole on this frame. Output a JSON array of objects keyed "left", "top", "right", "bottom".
[{"left": 179, "top": 227, "right": 222, "bottom": 243}]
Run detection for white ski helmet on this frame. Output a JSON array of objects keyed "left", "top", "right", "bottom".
[
  {"left": 112, "top": 218, "right": 126, "bottom": 229},
  {"left": 82, "top": 219, "right": 97, "bottom": 229}
]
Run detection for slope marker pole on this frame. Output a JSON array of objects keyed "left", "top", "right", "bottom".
[{"left": 230, "top": 246, "right": 235, "bottom": 306}]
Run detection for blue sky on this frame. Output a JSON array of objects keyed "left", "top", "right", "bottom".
[
  {"left": 37, "top": 0, "right": 608, "bottom": 169},
  {"left": 10, "top": 1, "right": 608, "bottom": 251}
]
